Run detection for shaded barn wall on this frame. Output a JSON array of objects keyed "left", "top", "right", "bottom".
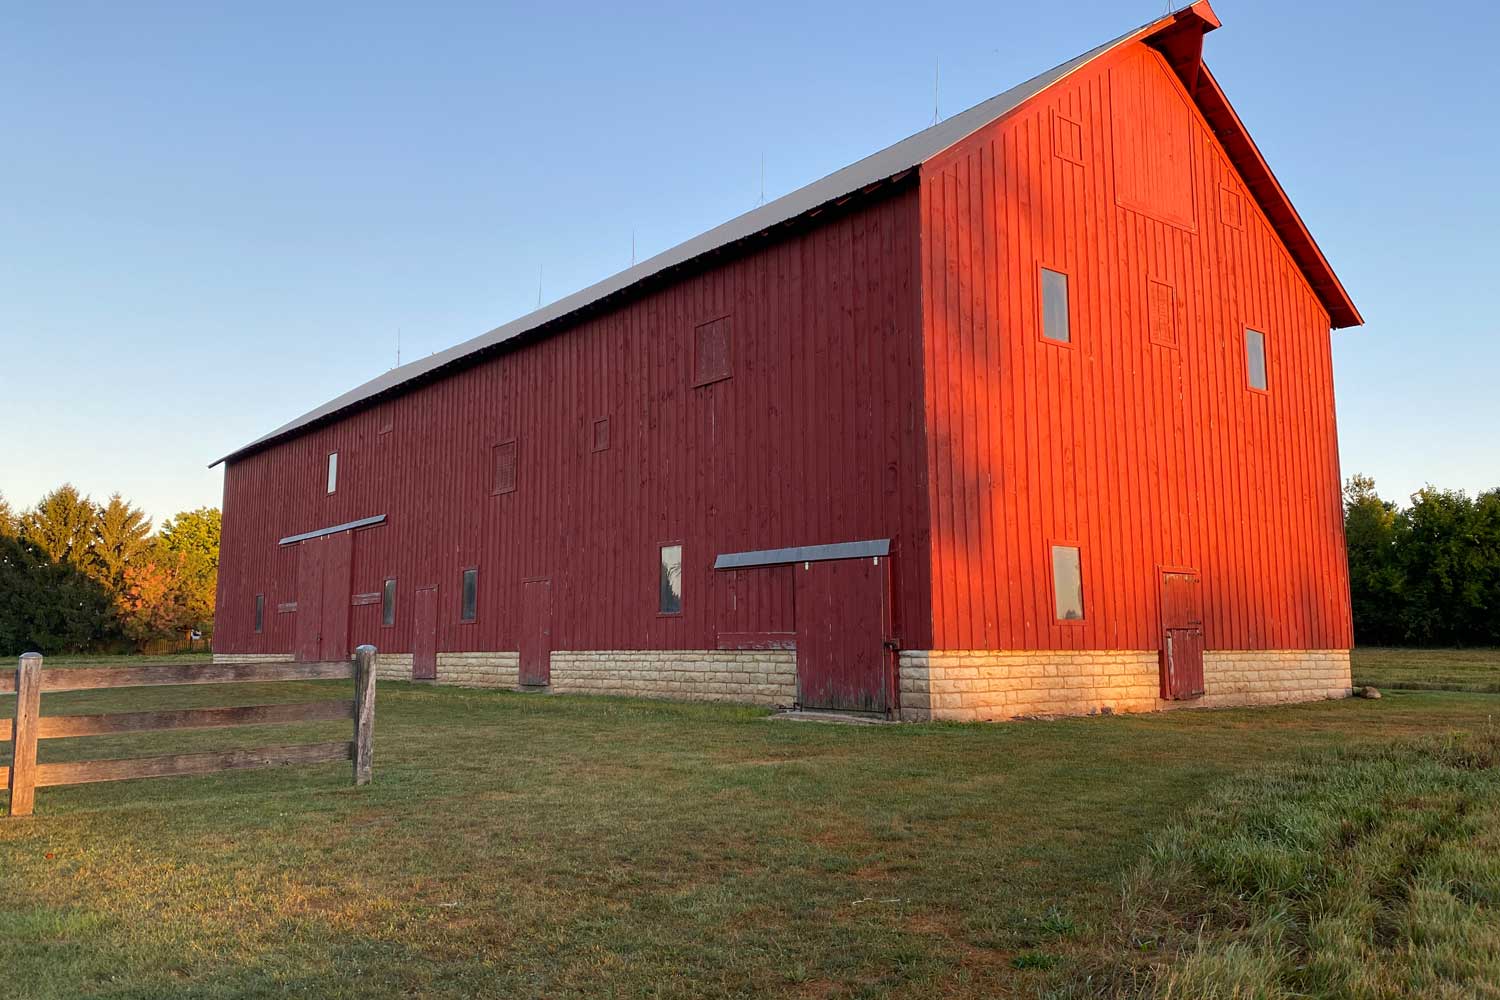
[
  {"left": 216, "top": 185, "right": 932, "bottom": 657},
  {"left": 918, "top": 41, "right": 1350, "bottom": 653}
]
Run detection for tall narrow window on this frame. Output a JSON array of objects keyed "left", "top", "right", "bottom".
[
  {"left": 382, "top": 578, "right": 397, "bottom": 627},
  {"left": 493, "top": 440, "right": 518, "bottom": 495},
  {"left": 326, "top": 452, "right": 338, "bottom": 494},
  {"left": 1041, "top": 267, "right": 1071, "bottom": 343},
  {"left": 658, "top": 544, "right": 683, "bottom": 615},
  {"left": 1051, "top": 545, "right": 1084, "bottom": 621},
  {"left": 254, "top": 594, "right": 265, "bottom": 633},
  {"left": 1245, "top": 328, "right": 1268, "bottom": 391},
  {"left": 461, "top": 568, "right": 478, "bottom": 622}
]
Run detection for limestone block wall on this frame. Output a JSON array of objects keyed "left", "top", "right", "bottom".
[
  {"left": 437, "top": 652, "right": 519, "bottom": 688},
  {"left": 898, "top": 648, "right": 1352, "bottom": 721},
  {"left": 548, "top": 650, "right": 796, "bottom": 705}
]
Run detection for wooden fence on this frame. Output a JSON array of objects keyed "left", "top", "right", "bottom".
[{"left": 2, "top": 645, "right": 377, "bottom": 817}]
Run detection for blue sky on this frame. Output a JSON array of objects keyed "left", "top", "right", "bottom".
[{"left": 3, "top": 1, "right": 1496, "bottom": 524}]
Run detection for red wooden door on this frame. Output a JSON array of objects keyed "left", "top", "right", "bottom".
[
  {"left": 519, "top": 579, "right": 552, "bottom": 686},
  {"left": 319, "top": 530, "right": 353, "bottom": 661},
  {"left": 294, "top": 538, "right": 324, "bottom": 663},
  {"left": 1159, "top": 570, "right": 1205, "bottom": 699},
  {"left": 794, "top": 557, "right": 891, "bottom": 713},
  {"left": 412, "top": 586, "right": 438, "bottom": 680}
]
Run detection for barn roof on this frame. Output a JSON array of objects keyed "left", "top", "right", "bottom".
[{"left": 212, "top": 0, "right": 1359, "bottom": 468}]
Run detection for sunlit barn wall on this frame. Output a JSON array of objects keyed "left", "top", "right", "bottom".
[{"left": 917, "top": 40, "right": 1351, "bottom": 654}]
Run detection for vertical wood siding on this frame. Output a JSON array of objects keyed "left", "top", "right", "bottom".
[
  {"left": 216, "top": 187, "right": 932, "bottom": 657},
  {"left": 919, "top": 41, "right": 1351, "bottom": 653}
]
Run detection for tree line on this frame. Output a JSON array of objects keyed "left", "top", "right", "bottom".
[
  {"left": 1344, "top": 476, "right": 1500, "bottom": 647},
  {"left": 0, "top": 486, "right": 219, "bottom": 655}
]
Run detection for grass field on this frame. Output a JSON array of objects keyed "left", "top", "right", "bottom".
[
  {"left": 1353, "top": 646, "right": 1500, "bottom": 692},
  {"left": 1, "top": 651, "right": 1498, "bottom": 998}
]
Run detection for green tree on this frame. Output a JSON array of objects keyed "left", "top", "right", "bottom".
[
  {"left": 0, "top": 492, "right": 15, "bottom": 538},
  {"left": 92, "top": 493, "right": 153, "bottom": 594},
  {"left": 19, "top": 484, "right": 97, "bottom": 569},
  {"left": 157, "top": 507, "right": 220, "bottom": 629},
  {"left": 0, "top": 535, "right": 120, "bottom": 655},
  {"left": 1343, "top": 475, "right": 1403, "bottom": 645}
]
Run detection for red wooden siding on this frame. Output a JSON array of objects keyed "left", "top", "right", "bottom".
[
  {"left": 918, "top": 40, "right": 1351, "bottom": 653},
  {"left": 215, "top": 186, "right": 932, "bottom": 657}
]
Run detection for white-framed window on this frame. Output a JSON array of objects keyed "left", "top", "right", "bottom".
[
  {"left": 1041, "top": 267, "right": 1071, "bottom": 344},
  {"left": 1051, "top": 544, "right": 1084, "bottom": 621},
  {"left": 326, "top": 452, "right": 339, "bottom": 494},
  {"left": 658, "top": 544, "right": 683, "bottom": 615},
  {"left": 1245, "top": 328, "right": 1268, "bottom": 391}
]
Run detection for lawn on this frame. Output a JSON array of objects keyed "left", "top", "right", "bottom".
[
  {"left": 1354, "top": 646, "right": 1500, "bottom": 692},
  {"left": 1, "top": 653, "right": 1498, "bottom": 998}
]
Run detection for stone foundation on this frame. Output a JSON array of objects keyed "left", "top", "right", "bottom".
[
  {"left": 215, "top": 647, "right": 1350, "bottom": 721},
  {"left": 436, "top": 651, "right": 519, "bottom": 688},
  {"left": 898, "top": 648, "right": 1352, "bottom": 721},
  {"left": 549, "top": 650, "right": 796, "bottom": 705}
]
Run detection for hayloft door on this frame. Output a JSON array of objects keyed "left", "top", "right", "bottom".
[
  {"left": 1159, "top": 570, "right": 1205, "bottom": 699},
  {"left": 794, "top": 556, "right": 892, "bottom": 714},
  {"left": 294, "top": 538, "right": 324, "bottom": 663},
  {"left": 519, "top": 578, "right": 552, "bottom": 687},
  {"left": 412, "top": 585, "right": 438, "bottom": 680}
]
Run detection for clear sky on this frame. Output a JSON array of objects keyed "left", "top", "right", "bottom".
[{"left": 3, "top": 1, "right": 1496, "bottom": 525}]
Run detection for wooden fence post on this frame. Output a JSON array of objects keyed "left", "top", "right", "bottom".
[
  {"left": 9, "top": 653, "right": 43, "bottom": 817},
  {"left": 352, "top": 645, "right": 376, "bottom": 786}
]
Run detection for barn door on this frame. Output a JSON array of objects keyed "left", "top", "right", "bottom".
[
  {"left": 319, "top": 530, "right": 353, "bottom": 661},
  {"left": 294, "top": 538, "right": 324, "bottom": 663},
  {"left": 412, "top": 585, "right": 438, "bottom": 680},
  {"left": 1159, "top": 570, "right": 1205, "bottom": 699},
  {"left": 794, "top": 557, "right": 891, "bottom": 714},
  {"left": 519, "top": 578, "right": 552, "bottom": 687}
]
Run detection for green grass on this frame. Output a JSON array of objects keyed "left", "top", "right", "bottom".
[
  {"left": 1066, "top": 731, "right": 1500, "bottom": 998},
  {"left": 1, "top": 663, "right": 1498, "bottom": 998},
  {"left": 1354, "top": 647, "right": 1500, "bottom": 692}
]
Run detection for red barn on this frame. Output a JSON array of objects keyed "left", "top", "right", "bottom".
[{"left": 212, "top": 2, "right": 1362, "bottom": 720}]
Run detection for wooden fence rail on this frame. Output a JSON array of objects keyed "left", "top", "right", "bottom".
[{"left": 3, "top": 646, "right": 376, "bottom": 817}]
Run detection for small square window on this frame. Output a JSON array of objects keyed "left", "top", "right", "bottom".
[
  {"left": 1052, "top": 110, "right": 1084, "bottom": 165},
  {"left": 382, "top": 578, "right": 397, "bottom": 627},
  {"left": 659, "top": 544, "right": 683, "bottom": 615},
  {"left": 693, "top": 317, "right": 731, "bottom": 386},
  {"left": 254, "top": 594, "right": 265, "bottom": 633},
  {"left": 1051, "top": 545, "right": 1084, "bottom": 621},
  {"left": 326, "top": 452, "right": 338, "bottom": 494},
  {"left": 592, "top": 417, "right": 610, "bottom": 453},
  {"left": 1245, "top": 328, "right": 1268, "bottom": 391},
  {"left": 460, "top": 568, "right": 478, "bottom": 622},
  {"left": 1041, "top": 267, "right": 1071, "bottom": 344},
  {"left": 1220, "top": 185, "right": 1245, "bottom": 230},
  {"left": 492, "top": 440, "right": 517, "bottom": 495}
]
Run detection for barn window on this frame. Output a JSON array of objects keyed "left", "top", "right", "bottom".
[
  {"left": 326, "top": 452, "right": 338, "bottom": 494},
  {"left": 693, "top": 317, "right": 731, "bottom": 386},
  {"left": 1051, "top": 545, "right": 1084, "bottom": 621},
  {"left": 592, "top": 417, "right": 610, "bottom": 453},
  {"left": 659, "top": 544, "right": 683, "bottom": 615},
  {"left": 460, "top": 568, "right": 478, "bottom": 622},
  {"left": 1148, "top": 279, "right": 1177, "bottom": 348},
  {"left": 382, "top": 578, "right": 397, "bottom": 627},
  {"left": 1041, "top": 267, "right": 1071, "bottom": 343},
  {"left": 492, "top": 440, "right": 517, "bottom": 495},
  {"left": 254, "top": 594, "right": 265, "bottom": 633},
  {"left": 1245, "top": 328, "right": 1268, "bottom": 391}
]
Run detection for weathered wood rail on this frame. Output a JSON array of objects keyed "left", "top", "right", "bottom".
[{"left": 2, "top": 646, "right": 377, "bottom": 817}]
